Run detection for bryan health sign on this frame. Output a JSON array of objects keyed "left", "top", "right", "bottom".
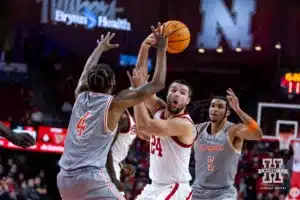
[{"left": 38, "top": 0, "right": 131, "bottom": 31}]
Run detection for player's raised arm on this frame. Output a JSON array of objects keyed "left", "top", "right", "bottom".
[
  {"left": 107, "top": 22, "right": 170, "bottom": 132},
  {"left": 134, "top": 103, "right": 193, "bottom": 137},
  {"left": 75, "top": 32, "right": 119, "bottom": 99},
  {"left": 134, "top": 33, "right": 167, "bottom": 115},
  {"left": 226, "top": 88, "right": 263, "bottom": 140}
]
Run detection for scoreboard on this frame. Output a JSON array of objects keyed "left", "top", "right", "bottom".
[{"left": 281, "top": 73, "right": 300, "bottom": 94}]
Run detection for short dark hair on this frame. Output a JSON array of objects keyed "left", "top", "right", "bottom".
[
  {"left": 169, "top": 79, "right": 193, "bottom": 97},
  {"left": 87, "top": 63, "right": 115, "bottom": 93},
  {"left": 211, "top": 95, "right": 230, "bottom": 124},
  {"left": 211, "top": 96, "right": 229, "bottom": 106}
]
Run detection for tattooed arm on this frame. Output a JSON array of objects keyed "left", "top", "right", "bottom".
[
  {"left": 134, "top": 34, "right": 166, "bottom": 115},
  {"left": 106, "top": 22, "right": 168, "bottom": 134}
]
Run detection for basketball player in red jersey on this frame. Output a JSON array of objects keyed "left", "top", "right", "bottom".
[{"left": 127, "top": 45, "right": 196, "bottom": 199}]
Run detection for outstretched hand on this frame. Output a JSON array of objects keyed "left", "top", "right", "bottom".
[
  {"left": 150, "top": 22, "right": 172, "bottom": 50},
  {"left": 127, "top": 67, "right": 150, "bottom": 88},
  {"left": 226, "top": 88, "right": 240, "bottom": 112},
  {"left": 8, "top": 132, "right": 35, "bottom": 148},
  {"left": 97, "top": 32, "right": 119, "bottom": 51}
]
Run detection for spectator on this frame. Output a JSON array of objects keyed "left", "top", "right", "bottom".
[
  {"left": 0, "top": 180, "right": 10, "bottom": 200},
  {"left": 31, "top": 108, "right": 44, "bottom": 123},
  {"left": 23, "top": 179, "right": 39, "bottom": 200},
  {"left": 34, "top": 176, "right": 50, "bottom": 200}
]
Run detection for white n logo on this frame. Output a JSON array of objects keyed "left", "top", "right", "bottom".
[{"left": 197, "top": 0, "right": 256, "bottom": 50}]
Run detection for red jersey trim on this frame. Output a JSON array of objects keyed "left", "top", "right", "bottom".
[
  {"left": 104, "top": 96, "right": 116, "bottom": 135},
  {"left": 154, "top": 107, "right": 165, "bottom": 116},
  {"left": 165, "top": 183, "right": 179, "bottom": 200},
  {"left": 171, "top": 115, "right": 196, "bottom": 148},
  {"left": 186, "top": 191, "right": 192, "bottom": 200},
  {"left": 157, "top": 110, "right": 195, "bottom": 148},
  {"left": 99, "top": 169, "right": 125, "bottom": 200},
  {"left": 171, "top": 136, "right": 193, "bottom": 148},
  {"left": 119, "top": 109, "right": 131, "bottom": 134}
]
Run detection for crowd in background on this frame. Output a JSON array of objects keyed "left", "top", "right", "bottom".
[{"left": 0, "top": 149, "right": 51, "bottom": 200}]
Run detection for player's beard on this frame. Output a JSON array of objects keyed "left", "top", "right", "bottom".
[{"left": 167, "top": 103, "right": 185, "bottom": 115}]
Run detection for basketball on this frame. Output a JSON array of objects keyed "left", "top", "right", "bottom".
[{"left": 163, "top": 20, "right": 190, "bottom": 54}]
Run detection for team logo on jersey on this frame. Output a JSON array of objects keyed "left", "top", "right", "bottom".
[
  {"left": 258, "top": 158, "right": 288, "bottom": 184},
  {"left": 199, "top": 144, "right": 224, "bottom": 152}
]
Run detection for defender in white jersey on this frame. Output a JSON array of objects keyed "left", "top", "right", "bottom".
[
  {"left": 57, "top": 25, "right": 170, "bottom": 200},
  {"left": 130, "top": 77, "right": 196, "bottom": 199},
  {"left": 111, "top": 109, "right": 136, "bottom": 181},
  {"left": 105, "top": 109, "right": 137, "bottom": 194},
  {"left": 192, "top": 89, "right": 263, "bottom": 200}
]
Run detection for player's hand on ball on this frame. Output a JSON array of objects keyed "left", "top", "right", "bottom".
[
  {"left": 151, "top": 22, "right": 172, "bottom": 50},
  {"left": 8, "top": 132, "right": 35, "bottom": 148},
  {"left": 127, "top": 67, "right": 150, "bottom": 88},
  {"left": 97, "top": 32, "right": 119, "bottom": 51},
  {"left": 226, "top": 88, "right": 240, "bottom": 111}
]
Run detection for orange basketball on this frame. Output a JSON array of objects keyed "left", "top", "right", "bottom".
[{"left": 163, "top": 20, "right": 190, "bottom": 54}]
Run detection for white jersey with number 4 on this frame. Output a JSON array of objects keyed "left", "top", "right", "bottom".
[{"left": 149, "top": 109, "right": 197, "bottom": 184}]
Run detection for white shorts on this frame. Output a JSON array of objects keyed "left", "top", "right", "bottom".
[
  {"left": 136, "top": 182, "right": 192, "bottom": 200},
  {"left": 113, "top": 163, "right": 121, "bottom": 181},
  {"left": 113, "top": 163, "right": 126, "bottom": 196}
]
